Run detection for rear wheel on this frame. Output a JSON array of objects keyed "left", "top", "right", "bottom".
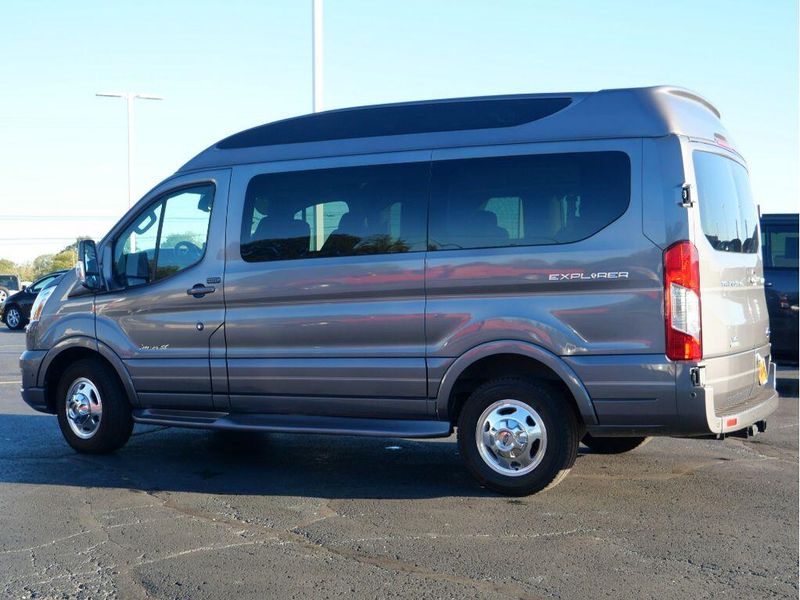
[
  {"left": 56, "top": 358, "right": 133, "bottom": 454},
  {"left": 457, "top": 378, "right": 580, "bottom": 496},
  {"left": 581, "top": 434, "right": 650, "bottom": 454},
  {"left": 4, "top": 305, "right": 24, "bottom": 330}
]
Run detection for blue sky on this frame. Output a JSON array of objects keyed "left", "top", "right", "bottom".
[{"left": 1, "top": 0, "right": 797, "bottom": 262}]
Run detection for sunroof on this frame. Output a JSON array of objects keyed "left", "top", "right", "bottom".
[{"left": 217, "top": 97, "right": 572, "bottom": 149}]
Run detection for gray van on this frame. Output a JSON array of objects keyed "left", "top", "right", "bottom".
[{"left": 19, "top": 86, "right": 778, "bottom": 495}]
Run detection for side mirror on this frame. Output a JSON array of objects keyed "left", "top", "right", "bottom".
[{"left": 77, "top": 239, "right": 103, "bottom": 290}]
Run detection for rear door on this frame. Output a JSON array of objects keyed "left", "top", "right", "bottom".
[{"left": 690, "top": 147, "right": 770, "bottom": 409}]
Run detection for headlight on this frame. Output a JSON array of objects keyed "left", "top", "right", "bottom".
[{"left": 29, "top": 286, "right": 55, "bottom": 323}]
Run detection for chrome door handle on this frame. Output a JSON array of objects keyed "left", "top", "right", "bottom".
[{"left": 187, "top": 284, "right": 215, "bottom": 298}]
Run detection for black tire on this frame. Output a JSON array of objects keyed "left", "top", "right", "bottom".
[
  {"left": 4, "top": 304, "right": 25, "bottom": 330},
  {"left": 56, "top": 358, "right": 133, "bottom": 454},
  {"left": 581, "top": 434, "right": 650, "bottom": 454},
  {"left": 457, "top": 378, "right": 580, "bottom": 496}
]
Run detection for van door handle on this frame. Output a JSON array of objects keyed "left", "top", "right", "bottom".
[{"left": 187, "top": 284, "right": 215, "bottom": 298}]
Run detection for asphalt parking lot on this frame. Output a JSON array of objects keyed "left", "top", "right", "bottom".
[{"left": 0, "top": 327, "right": 796, "bottom": 600}]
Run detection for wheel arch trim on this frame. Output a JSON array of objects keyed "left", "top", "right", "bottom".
[
  {"left": 434, "top": 340, "right": 598, "bottom": 425},
  {"left": 38, "top": 336, "right": 138, "bottom": 407}
]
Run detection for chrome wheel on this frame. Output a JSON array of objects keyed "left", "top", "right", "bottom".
[
  {"left": 66, "top": 377, "right": 103, "bottom": 439},
  {"left": 475, "top": 399, "right": 547, "bottom": 477},
  {"left": 6, "top": 307, "right": 20, "bottom": 329},
  {"left": 0, "top": 290, "right": 6, "bottom": 303}
]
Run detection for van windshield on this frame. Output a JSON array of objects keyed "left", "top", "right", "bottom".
[{"left": 694, "top": 151, "right": 759, "bottom": 253}]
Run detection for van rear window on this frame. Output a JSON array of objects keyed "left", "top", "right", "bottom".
[{"left": 694, "top": 151, "right": 759, "bottom": 254}]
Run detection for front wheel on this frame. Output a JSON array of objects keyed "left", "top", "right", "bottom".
[
  {"left": 457, "top": 378, "right": 580, "bottom": 496},
  {"left": 56, "top": 358, "right": 133, "bottom": 454},
  {"left": 4, "top": 305, "right": 25, "bottom": 330},
  {"left": 581, "top": 434, "right": 651, "bottom": 454}
]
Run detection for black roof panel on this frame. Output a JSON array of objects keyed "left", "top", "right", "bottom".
[{"left": 216, "top": 97, "right": 572, "bottom": 149}]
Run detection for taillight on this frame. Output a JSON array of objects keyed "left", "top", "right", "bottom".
[{"left": 664, "top": 241, "right": 702, "bottom": 361}]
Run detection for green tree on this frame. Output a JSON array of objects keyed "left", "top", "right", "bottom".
[
  {"left": 16, "top": 262, "right": 35, "bottom": 282},
  {"left": 0, "top": 258, "right": 16, "bottom": 274},
  {"left": 51, "top": 248, "right": 77, "bottom": 272},
  {"left": 31, "top": 254, "right": 55, "bottom": 279}
]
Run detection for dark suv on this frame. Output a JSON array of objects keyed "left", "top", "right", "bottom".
[
  {"left": 2, "top": 271, "right": 66, "bottom": 330},
  {"left": 0, "top": 274, "right": 21, "bottom": 305},
  {"left": 761, "top": 213, "right": 799, "bottom": 360}
]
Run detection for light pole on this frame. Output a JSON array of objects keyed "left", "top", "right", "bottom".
[
  {"left": 96, "top": 92, "right": 163, "bottom": 210},
  {"left": 312, "top": 0, "right": 324, "bottom": 247},
  {"left": 312, "top": 0, "right": 323, "bottom": 113}
]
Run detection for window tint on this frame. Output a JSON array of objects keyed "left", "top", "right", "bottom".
[
  {"left": 155, "top": 188, "right": 215, "bottom": 279},
  {"left": 114, "top": 185, "right": 214, "bottom": 287},
  {"left": 240, "top": 163, "right": 427, "bottom": 262},
  {"left": 429, "top": 152, "right": 630, "bottom": 250},
  {"left": 761, "top": 223, "right": 799, "bottom": 268},
  {"left": 30, "top": 274, "right": 58, "bottom": 293},
  {"left": 114, "top": 203, "right": 163, "bottom": 287},
  {"left": 694, "top": 151, "right": 759, "bottom": 253}
]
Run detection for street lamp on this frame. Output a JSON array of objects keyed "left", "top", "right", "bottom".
[{"left": 96, "top": 92, "right": 163, "bottom": 210}]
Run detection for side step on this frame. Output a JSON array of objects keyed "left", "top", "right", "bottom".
[{"left": 132, "top": 408, "right": 453, "bottom": 439}]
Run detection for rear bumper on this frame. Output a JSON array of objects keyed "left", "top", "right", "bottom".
[
  {"left": 701, "top": 362, "right": 779, "bottom": 435},
  {"left": 568, "top": 349, "right": 780, "bottom": 437}
]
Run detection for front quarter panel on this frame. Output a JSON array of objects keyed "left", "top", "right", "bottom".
[{"left": 29, "top": 270, "right": 95, "bottom": 351}]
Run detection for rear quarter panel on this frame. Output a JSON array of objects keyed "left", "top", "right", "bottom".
[{"left": 425, "top": 139, "right": 664, "bottom": 374}]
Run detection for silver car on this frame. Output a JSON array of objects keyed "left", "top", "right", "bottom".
[{"left": 20, "top": 86, "right": 778, "bottom": 495}]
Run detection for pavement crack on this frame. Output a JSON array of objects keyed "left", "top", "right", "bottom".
[
  {"left": 284, "top": 501, "right": 555, "bottom": 600},
  {"left": 1, "top": 530, "right": 92, "bottom": 554},
  {"left": 292, "top": 534, "right": 548, "bottom": 600}
]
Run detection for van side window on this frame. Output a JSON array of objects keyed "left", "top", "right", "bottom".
[
  {"left": 694, "top": 151, "right": 759, "bottom": 254},
  {"left": 240, "top": 163, "right": 428, "bottom": 262},
  {"left": 113, "top": 185, "right": 215, "bottom": 287},
  {"left": 428, "top": 152, "right": 630, "bottom": 250}
]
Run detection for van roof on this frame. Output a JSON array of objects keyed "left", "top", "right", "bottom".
[{"left": 178, "top": 86, "right": 730, "bottom": 173}]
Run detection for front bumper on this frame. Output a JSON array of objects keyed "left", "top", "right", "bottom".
[
  {"left": 19, "top": 349, "right": 51, "bottom": 414},
  {"left": 21, "top": 386, "right": 49, "bottom": 413}
]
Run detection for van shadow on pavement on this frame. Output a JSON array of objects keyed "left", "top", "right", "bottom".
[{"left": 0, "top": 413, "right": 490, "bottom": 500}]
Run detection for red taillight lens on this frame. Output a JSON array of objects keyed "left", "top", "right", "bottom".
[{"left": 664, "top": 241, "right": 702, "bottom": 361}]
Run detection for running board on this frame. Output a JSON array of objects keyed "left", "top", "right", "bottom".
[{"left": 132, "top": 408, "right": 452, "bottom": 439}]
